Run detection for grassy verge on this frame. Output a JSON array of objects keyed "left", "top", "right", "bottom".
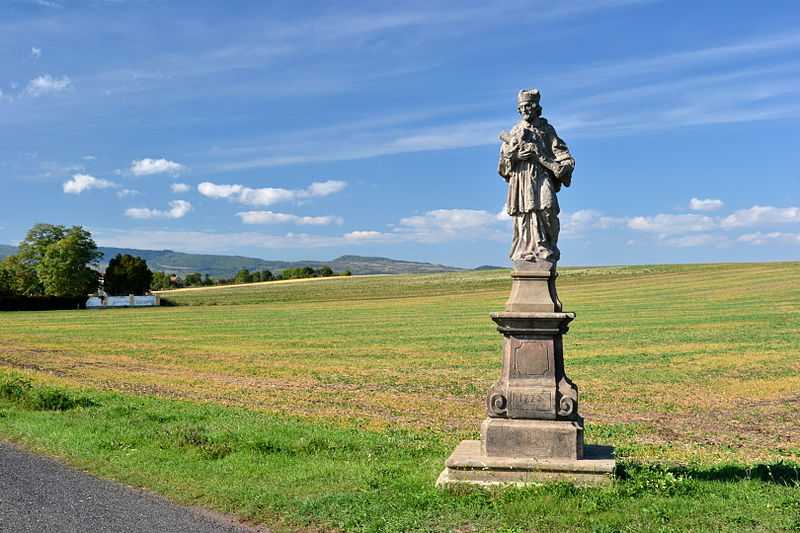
[
  {"left": 2, "top": 372, "right": 799, "bottom": 533},
  {"left": 2, "top": 263, "right": 800, "bottom": 531}
]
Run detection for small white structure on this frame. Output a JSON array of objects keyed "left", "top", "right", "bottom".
[{"left": 86, "top": 294, "right": 160, "bottom": 309}]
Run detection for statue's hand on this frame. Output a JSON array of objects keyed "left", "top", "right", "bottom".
[{"left": 516, "top": 143, "right": 538, "bottom": 160}]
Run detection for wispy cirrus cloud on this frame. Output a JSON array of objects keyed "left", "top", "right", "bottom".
[
  {"left": 116, "top": 188, "right": 139, "bottom": 198},
  {"left": 198, "top": 180, "right": 346, "bottom": 206},
  {"left": 559, "top": 31, "right": 800, "bottom": 89},
  {"left": 124, "top": 200, "right": 192, "bottom": 220}
]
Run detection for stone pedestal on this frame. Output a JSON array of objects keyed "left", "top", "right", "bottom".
[{"left": 438, "top": 261, "right": 615, "bottom": 488}]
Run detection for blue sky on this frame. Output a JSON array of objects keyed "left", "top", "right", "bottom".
[{"left": 2, "top": 0, "right": 799, "bottom": 268}]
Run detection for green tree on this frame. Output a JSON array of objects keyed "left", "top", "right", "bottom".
[
  {"left": 260, "top": 270, "right": 273, "bottom": 282},
  {"left": 103, "top": 254, "right": 153, "bottom": 295},
  {"left": 184, "top": 272, "right": 203, "bottom": 286},
  {"left": 150, "top": 271, "right": 172, "bottom": 291},
  {"left": 234, "top": 269, "right": 253, "bottom": 284},
  {"left": 18, "top": 224, "right": 66, "bottom": 265},
  {"left": 0, "top": 255, "right": 39, "bottom": 296},
  {"left": 318, "top": 265, "right": 334, "bottom": 277},
  {"left": 12, "top": 223, "right": 68, "bottom": 295},
  {"left": 0, "top": 261, "right": 12, "bottom": 296},
  {"left": 36, "top": 226, "right": 101, "bottom": 297}
]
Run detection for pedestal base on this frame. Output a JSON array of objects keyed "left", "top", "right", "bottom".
[
  {"left": 437, "top": 440, "right": 615, "bottom": 488},
  {"left": 481, "top": 418, "right": 583, "bottom": 460}
]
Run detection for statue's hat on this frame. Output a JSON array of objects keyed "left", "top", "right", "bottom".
[{"left": 517, "top": 88, "right": 540, "bottom": 105}]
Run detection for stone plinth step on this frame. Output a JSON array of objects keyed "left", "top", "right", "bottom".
[{"left": 437, "top": 440, "right": 615, "bottom": 488}]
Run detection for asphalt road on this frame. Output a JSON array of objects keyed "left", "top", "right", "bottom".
[{"left": 0, "top": 442, "right": 266, "bottom": 533}]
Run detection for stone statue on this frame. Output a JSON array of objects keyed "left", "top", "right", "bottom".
[
  {"left": 498, "top": 89, "right": 574, "bottom": 264},
  {"left": 437, "top": 88, "right": 614, "bottom": 488}
]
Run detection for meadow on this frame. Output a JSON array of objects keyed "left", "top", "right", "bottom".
[{"left": 1, "top": 263, "right": 799, "bottom": 532}]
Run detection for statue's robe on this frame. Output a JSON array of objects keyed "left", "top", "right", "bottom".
[{"left": 498, "top": 117, "right": 574, "bottom": 262}]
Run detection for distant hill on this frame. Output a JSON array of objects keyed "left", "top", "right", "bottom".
[{"left": 0, "top": 245, "right": 465, "bottom": 277}]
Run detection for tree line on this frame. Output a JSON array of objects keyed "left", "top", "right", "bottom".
[
  {"left": 0, "top": 224, "right": 101, "bottom": 298},
  {"left": 1, "top": 223, "right": 352, "bottom": 308},
  {"left": 151, "top": 265, "right": 351, "bottom": 290}
]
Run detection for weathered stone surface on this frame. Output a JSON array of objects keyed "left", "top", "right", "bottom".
[
  {"left": 437, "top": 440, "right": 615, "bottom": 488},
  {"left": 499, "top": 89, "right": 574, "bottom": 264},
  {"left": 481, "top": 418, "right": 583, "bottom": 459},
  {"left": 436, "top": 88, "right": 614, "bottom": 488},
  {"left": 486, "top": 311, "right": 580, "bottom": 422},
  {"left": 505, "top": 270, "right": 560, "bottom": 312}
]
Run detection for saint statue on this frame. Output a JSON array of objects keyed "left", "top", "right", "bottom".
[{"left": 499, "top": 89, "right": 574, "bottom": 264}]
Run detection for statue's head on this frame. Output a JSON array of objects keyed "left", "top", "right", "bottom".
[{"left": 517, "top": 89, "right": 541, "bottom": 122}]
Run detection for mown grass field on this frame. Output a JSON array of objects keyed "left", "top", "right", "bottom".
[{"left": 1, "top": 263, "right": 799, "bottom": 532}]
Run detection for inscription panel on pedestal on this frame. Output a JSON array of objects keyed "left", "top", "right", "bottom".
[
  {"left": 509, "top": 338, "right": 553, "bottom": 378},
  {"left": 508, "top": 389, "right": 555, "bottom": 418}
]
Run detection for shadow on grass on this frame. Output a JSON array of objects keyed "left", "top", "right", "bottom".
[{"left": 617, "top": 460, "right": 800, "bottom": 486}]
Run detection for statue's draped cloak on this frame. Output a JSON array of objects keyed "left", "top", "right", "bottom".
[
  {"left": 499, "top": 118, "right": 573, "bottom": 216},
  {"left": 498, "top": 117, "right": 574, "bottom": 262}
]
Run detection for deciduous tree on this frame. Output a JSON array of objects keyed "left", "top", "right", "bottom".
[
  {"left": 36, "top": 227, "right": 101, "bottom": 297},
  {"left": 103, "top": 254, "right": 153, "bottom": 295}
]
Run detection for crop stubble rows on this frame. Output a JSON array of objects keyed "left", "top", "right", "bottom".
[{"left": 0, "top": 263, "right": 798, "bottom": 464}]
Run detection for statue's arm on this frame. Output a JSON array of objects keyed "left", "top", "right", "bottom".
[
  {"left": 547, "top": 125, "right": 575, "bottom": 187},
  {"left": 498, "top": 146, "right": 512, "bottom": 181},
  {"left": 498, "top": 131, "right": 518, "bottom": 181}
]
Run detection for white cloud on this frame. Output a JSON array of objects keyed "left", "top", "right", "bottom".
[
  {"left": 307, "top": 180, "right": 347, "bottom": 196},
  {"left": 395, "top": 208, "right": 507, "bottom": 243},
  {"left": 94, "top": 229, "right": 350, "bottom": 252},
  {"left": 130, "top": 158, "right": 185, "bottom": 176},
  {"left": 116, "top": 188, "right": 139, "bottom": 198},
  {"left": 63, "top": 173, "right": 117, "bottom": 194},
  {"left": 236, "top": 211, "right": 343, "bottom": 225},
  {"left": 689, "top": 197, "right": 724, "bottom": 211},
  {"left": 82, "top": 155, "right": 96, "bottom": 161},
  {"left": 720, "top": 205, "right": 800, "bottom": 228},
  {"left": 197, "top": 182, "right": 243, "bottom": 199},
  {"left": 31, "top": 47, "right": 42, "bottom": 59},
  {"left": 125, "top": 200, "right": 192, "bottom": 220},
  {"left": 561, "top": 209, "right": 626, "bottom": 236},
  {"left": 737, "top": 231, "right": 800, "bottom": 245},
  {"left": 627, "top": 213, "right": 716, "bottom": 235},
  {"left": 25, "top": 74, "right": 71, "bottom": 97},
  {"left": 662, "top": 233, "right": 721, "bottom": 248},
  {"left": 198, "top": 180, "right": 346, "bottom": 206},
  {"left": 344, "top": 230, "right": 386, "bottom": 241},
  {"left": 399, "top": 209, "right": 498, "bottom": 232},
  {"left": 170, "top": 182, "right": 191, "bottom": 193},
  {"left": 31, "top": 0, "right": 62, "bottom": 7}
]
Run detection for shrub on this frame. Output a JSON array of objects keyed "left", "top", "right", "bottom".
[{"left": 0, "top": 374, "right": 96, "bottom": 411}]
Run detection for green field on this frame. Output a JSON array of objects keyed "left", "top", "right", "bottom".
[{"left": 1, "top": 263, "right": 799, "bottom": 532}]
